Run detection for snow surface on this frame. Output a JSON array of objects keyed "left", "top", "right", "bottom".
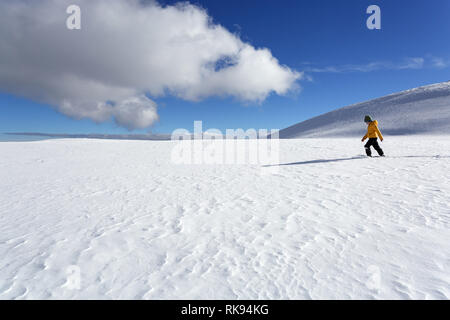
[
  {"left": 1, "top": 137, "right": 449, "bottom": 299},
  {"left": 278, "top": 81, "right": 450, "bottom": 138}
]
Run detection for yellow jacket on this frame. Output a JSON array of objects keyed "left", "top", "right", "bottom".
[{"left": 362, "top": 120, "right": 383, "bottom": 141}]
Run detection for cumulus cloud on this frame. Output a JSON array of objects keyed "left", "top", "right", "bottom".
[
  {"left": 0, "top": 0, "right": 301, "bottom": 130},
  {"left": 112, "top": 95, "right": 159, "bottom": 130}
]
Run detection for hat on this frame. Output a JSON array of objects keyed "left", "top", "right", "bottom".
[{"left": 364, "top": 115, "right": 372, "bottom": 123}]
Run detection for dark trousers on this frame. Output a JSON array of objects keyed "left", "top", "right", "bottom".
[{"left": 364, "top": 138, "right": 384, "bottom": 156}]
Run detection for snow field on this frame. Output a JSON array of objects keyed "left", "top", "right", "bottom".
[{"left": 0, "top": 137, "right": 449, "bottom": 299}]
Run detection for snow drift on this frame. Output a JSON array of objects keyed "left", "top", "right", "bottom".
[{"left": 278, "top": 81, "right": 450, "bottom": 138}]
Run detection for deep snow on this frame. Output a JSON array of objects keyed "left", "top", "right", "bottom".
[{"left": 0, "top": 137, "right": 449, "bottom": 299}]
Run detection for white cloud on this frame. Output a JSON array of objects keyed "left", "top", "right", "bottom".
[
  {"left": 0, "top": 0, "right": 301, "bottom": 130},
  {"left": 305, "top": 57, "right": 428, "bottom": 73},
  {"left": 431, "top": 57, "right": 449, "bottom": 69},
  {"left": 112, "top": 95, "right": 159, "bottom": 130},
  {"left": 397, "top": 57, "right": 424, "bottom": 70}
]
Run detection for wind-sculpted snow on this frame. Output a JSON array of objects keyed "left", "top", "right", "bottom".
[
  {"left": 0, "top": 138, "right": 449, "bottom": 299},
  {"left": 279, "top": 81, "right": 450, "bottom": 138}
]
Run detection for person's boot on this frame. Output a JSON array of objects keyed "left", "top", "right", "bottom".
[{"left": 365, "top": 147, "right": 372, "bottom": 157}]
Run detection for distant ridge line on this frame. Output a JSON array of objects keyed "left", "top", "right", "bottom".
[{"left": 5, "top": 132, "right": 172, "bottom": 141}]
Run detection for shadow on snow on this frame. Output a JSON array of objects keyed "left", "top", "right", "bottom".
[{"left": 264, "top": 155, "right": 449, "bottom": 167}]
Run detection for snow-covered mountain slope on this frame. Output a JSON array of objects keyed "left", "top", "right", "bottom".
[
  {"left": 1, "top": 137, "right": 449, "bottom": 299},
  {"left": 278, "top": 81, "right": 450, "bottom": 138}
]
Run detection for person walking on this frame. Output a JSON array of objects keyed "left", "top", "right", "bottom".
[{"left": 361, "top": 115, "right": 384, "bottom": 157}]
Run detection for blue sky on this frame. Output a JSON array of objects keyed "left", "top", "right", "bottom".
[{"left": 1, "top": 0, "right": 449, "bottom": 135}]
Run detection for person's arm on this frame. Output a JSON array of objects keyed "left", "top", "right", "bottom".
[
  {"left": 375, "top": 125, "right": 383, "bottom": 141},
  {"left": 361, "top": 133, "right": 368, "bottom": 142}
]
